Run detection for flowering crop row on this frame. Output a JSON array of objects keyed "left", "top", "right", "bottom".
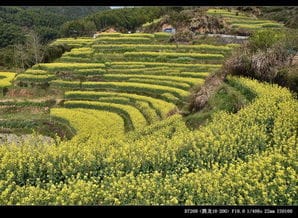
[
  {"left": 15, "top": 74, "right": 55, "bottom": 83},
  {"left": 107, "top": 61, "right": 221, "bottom": 70},
  {"left": 206, "top": 9, "right": 283, "bottom": 31},
  {"left": 51, "top": 108, "right": 125, "bottom": 142},
  {"left": 50, "top": 80, "right": 189, "bottom": 102},
  {"left": 63, "top": 100, "right": 147, "bottom": 131},
  {"left": 64, "top": 91, "right": 175, "bottom": 119},
  {"left": 106, "top": 68, "right": 210, "bottom": 78},
  {"left": 23, "top": 69, "right": 48, "bottom": 75},
  {"left": 103, "top": 74, "right": 205, "bottom": 86},
  {"left": 95, "top": 37, "right": 152, "bottom": 44},
  {"left": 32, "top": 63, "right": 105, "bottom": 71},
  {"left": 0, "top": 72, "right": 16, "bottom": 88},
  {"left": 123, "top": 51, "right": 224, "bottom": 60},
  {"left": 0, "top": 77, "right": 296, "bottom": 205},
  {"left": 92, "top": 43, "right": 233, "bottom": 54}
]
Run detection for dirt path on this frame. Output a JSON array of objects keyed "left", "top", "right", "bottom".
[
  {"left": 0, "top": 98, "right": 62, "bottom": 104},
  {"left": 0, "top": 133, "right": 54, "bottom": 145}
]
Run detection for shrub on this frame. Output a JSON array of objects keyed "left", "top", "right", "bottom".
[
  {"left": 43, "top": 44, "right": 72, "bottom": 63},
  {"left": 249, "top": 29, "right": 285, "bottom": 52},
  {"left": 170, "top": 29, "right": 194, "bottom": 43},
  {"left": 274, "top": 65, "right": 298, "bottom": 93},
  {"left": 224, "top": 29, "right": 296, "bottom": 87}
]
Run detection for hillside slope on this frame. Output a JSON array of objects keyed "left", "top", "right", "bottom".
[{"left": 0, "top": 8, "right": 297, "bottom": 205}]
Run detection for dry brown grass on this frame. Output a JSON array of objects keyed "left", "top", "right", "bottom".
[
  {"left": 188, "top": 40, "right": 296, "bottom": 113},
  {"left": 225, "top": 43, "right": 293, "bottom": 82},
  {"left": 6, "top": 88, "right": 34, "bottom": 98},
  {"left": 188, "top": 72, "right": 225, "bottom": 112}
]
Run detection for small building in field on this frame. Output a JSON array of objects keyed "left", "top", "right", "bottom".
[{"left": 162, "top": 24, "right": 176, "bottom": 34}]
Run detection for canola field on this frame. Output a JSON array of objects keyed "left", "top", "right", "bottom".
[
  {"left": 207, "top": 8, "right": 284, "bottom": 31},
  {"left": 19, "top": 33, "right": 233, "bottom": 135},
  {"left": 0, "top": 33, "right": 296, "bottom": 205}
]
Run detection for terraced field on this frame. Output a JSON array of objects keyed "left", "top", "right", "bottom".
[
  {"left": 14, "top": 33, "right": 235, "bottom": 136},
  {"left": 0, "top": 75, "right": 296, "bottom": 205},
  {"left": 0, "top": 72, "right": 15, "bottom": 96},
  {"left": 0, "top": 30, "right": 296, "bottom": 205},
  {"left": 207, "top": 8, "right": 284, "bottom": 32}
]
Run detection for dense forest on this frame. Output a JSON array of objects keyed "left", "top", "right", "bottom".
[
  {"left": 0, "top": 6, "right": 177, "bottom": 70},
  {"left": 0, "top": 6, "right": 297, "bottom": 81},
  {"left": 0, "top": 6, "right": 109, "bottom": 69},
  {"left": 0, "top": 6, "right": 109, "bottom": 46}
]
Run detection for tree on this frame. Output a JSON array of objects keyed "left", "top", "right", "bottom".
[
  {"left": 35, "top": 26, "right": 60, "bottom": 43},
  {"left": 26, "top": 30, "right": 45, "bottom": 65},
  {"left": 61, "top": 20, "right": 85, "bottom": 37},
  {"left": 82, "top": 20, "right": 97, "bottom": 35},
  {"left": 13, "top": 43, "right": 29, "bottom": 70},
  {"left": 12, "top": 30, "right": 45, "bottom": 69},
  {"left": 0, "top": 21, "right": 25, "bottom": 48},
  {"left": 87, "top": 7, "right": 167, "bottom": 33}
]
